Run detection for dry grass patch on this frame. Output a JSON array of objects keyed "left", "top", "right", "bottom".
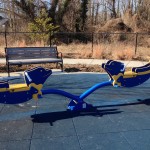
[
  {"left": 136, "top": 46, "right": 150, "bottom": 61},
  {"left": 112, "top": 48, "right": 135, "bottom": 60},
  {"left": 58, "top": 43, "right": 92, "bottom": 58},
  {"left": 90, "top": 43, "right": 135, "bottom": 60},
  {"left": 0, "top": 41, "right": 149, "bottom": 61},
  {"left": 0, "top": 46, "right": 5, "bottom": 57},
  {"left": 92, "top": 45, "right": 104, "bottom": 59}
]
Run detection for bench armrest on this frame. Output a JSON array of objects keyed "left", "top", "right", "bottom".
[{"left": 58, "top": 52, "right": 63, "bottom": 59}]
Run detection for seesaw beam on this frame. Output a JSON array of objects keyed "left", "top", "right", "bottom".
[
  {"left": 41, "top": 89, "right": 80, "bottom": 101},
  {"left": 79, "top": 81, "right": 112, "bottom": 100},
  {"left": 41, "top": 80, "right": 112, "bottom": 111}
]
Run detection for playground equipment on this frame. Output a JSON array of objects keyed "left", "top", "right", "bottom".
[
  {"left": 0, "top": 60, "right": 150, "bottom": 111},
  {"left": 0, "top": 67, "right": 52, "bottom": 104},
  {"left": 102, "top": 60, "right": 150, "bottom": 87}
]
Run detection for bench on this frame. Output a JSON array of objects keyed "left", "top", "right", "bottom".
[{"left": 5, "top": 46, "right": 63, "bottom": 76}]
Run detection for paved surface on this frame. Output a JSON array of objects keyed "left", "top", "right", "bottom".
[
  {"left": 0, "top": 73, "right": 150, "bottom": 150},
  {"left": 0, "top": 58, "right": 149, "bottom": 67},
  {"left": 0, "top": 69, "right": 62, "bottom": 80}
]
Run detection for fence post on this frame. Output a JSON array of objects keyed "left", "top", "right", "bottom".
[
  {"left": 4, "top": 30, "right": 9, "bottom": 76},
  {"left": 4, "top": 30, "right": 7, "bottom": 48},
  {"left": 91, "top": 32, "right": 93, "bottom": 53},
  {"left": 49, "top": 30, "right": 52, "bottom": 47},
  {"left": 135, "top": 32, "right": 138, "bottom": 55},
  {"left": 67, "top": 32, "right": 69, "bottom": 45}
]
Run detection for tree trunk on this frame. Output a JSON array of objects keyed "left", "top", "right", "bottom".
[{"left": 95, "top": 3, "right": 99, "bottom": 25}]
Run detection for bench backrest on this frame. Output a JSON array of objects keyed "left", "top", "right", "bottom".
[{"left": 5, "top": 47, "right": 58, "bottom": 60}]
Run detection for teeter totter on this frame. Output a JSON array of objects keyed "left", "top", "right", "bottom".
[{"left": 0, "top": 60, "right": 150, "bottom": 111}]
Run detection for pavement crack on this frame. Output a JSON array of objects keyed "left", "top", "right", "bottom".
[
  {"left": 71, "top": 116, "right": 83, "bottom": 150},
  {"left": 29, "top": 102, "right": 38, "bottom": 150}
]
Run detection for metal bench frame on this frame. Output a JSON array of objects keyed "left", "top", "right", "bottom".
[{"left": 5, "top": 46, "right": 63, "bottom": 76}]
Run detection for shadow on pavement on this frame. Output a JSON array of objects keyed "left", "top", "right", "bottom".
[
  {"left": 97, "top": 98, "right": 150, "bottom": 108},
  {"left": 31, "top": 108, "right": 122, "bottom": 126},
  {"left": 31, "top": 98, "right": 150, "bottom": 125}
]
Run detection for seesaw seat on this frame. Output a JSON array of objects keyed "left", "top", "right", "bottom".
[
  {"left": 0, "top": 81, "right": 29, "bottom": 92},
  {"left": 0, "top": 67, "right": 52, "bottom": 92},
  {"left": 0, "top": 67, "right": 52, "bottom": 104},
  {"left": 9, "top": 84, "right": 29, "bottom": 92},
  {"left": 102, "top": 60, "right": 150, "bottom": 87},
  {"left": 123, "top": 71, "right": 137, "bottom": 78},
  {"left": 0, "top": 72, "right": 32, "bottom": 93}
]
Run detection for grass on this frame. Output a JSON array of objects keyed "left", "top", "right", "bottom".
[{"left": 58, "top": 42, "right": 150, "bottom": 61}]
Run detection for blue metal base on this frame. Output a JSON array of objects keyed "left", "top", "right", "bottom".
[{"left": 68, "top": 100, "right": 94, "bottom": 111}]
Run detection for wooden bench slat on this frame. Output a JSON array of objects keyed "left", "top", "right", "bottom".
[
  {"left": 7, "top": 50, "right": 57, "bottom": 53},
  {"left": 9, "top": 53, "right": 57, "bottom": 59}
]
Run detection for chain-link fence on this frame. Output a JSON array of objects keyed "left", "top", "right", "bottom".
[{"left": 0, "top": 31, "right": 149, "bottom": 60}]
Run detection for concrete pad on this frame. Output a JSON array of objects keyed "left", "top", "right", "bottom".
[
  {"left": 122, "top": 130, "right": 150, "bottom": 150},
  {"left": 0, "top": 58, "right": 149, "bottom": 67},
  {"left": 0, "top": 72, "right": 149, "bottom": 150},
  {"left": 0, "top": 105, "right": 35, "bottom": 122},
  {"left": 63, "top": 59, "right": 148, "bottom": 67},
  {"left": 78, "top": 133, "right": 132, "bottom": 150},
  {"left": 0, "top": 140, "right": 30, "bottom": 150},
  {"left": 72, "top": 112, "right": 121, "bottom": 135},
  {"left": 0, "top": 72, "right": 24, "bottom": 80},
  {"left": 32, "top": 111, "right": 76, "bottom": 138},
  {"left": 0, "top": 58, "right": 5, "bottom": 64},
  {"left": 30, "top": 136, "right": 80, "bottom": 150},
  {"left": 0, "top": 119, "right": 33, "bottom": 141},
  {"left": 37, "top": 95, "right": 68, "bottom": 106}
]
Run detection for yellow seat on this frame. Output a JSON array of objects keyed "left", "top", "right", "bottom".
[
  {"left": 123, "top": 71, "right": 137, "bottom": 78},
  {"left": 9, "top": 84, "right": 30, "bottom": 92}
]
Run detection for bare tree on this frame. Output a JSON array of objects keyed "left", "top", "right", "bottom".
[
  {"left": 95, "top": 2, "right": 100, "bottom": 25},
  {"left": 63, "top": 0, "right": 80, "bottom": 32},
  {"left": 106, "top": 0, "right": 117, "bottom": 18},
  {"left": 0, "top": 0, "right": 149, "bottom": 32}
]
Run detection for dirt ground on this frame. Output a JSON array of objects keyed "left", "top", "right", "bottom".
[
  {"left": 0, "top": 63, "right": 132, "bottom": 73},
  {"left": 0, "top": 64, "right": 103, "bottom": 73}
]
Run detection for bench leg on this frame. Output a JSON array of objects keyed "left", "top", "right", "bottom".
[
  {"left": 60, "top": 62, "right": 63, "bottom": 72},
  {"left": 7, "top": 63, "right": 10, "bottom": 77},
  {"left": 56, "top": 62, "right": 63, "bottom": 72}
]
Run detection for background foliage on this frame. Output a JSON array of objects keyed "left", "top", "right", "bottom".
[{"left": 0, "top": 0, "right": 149, "bottom": 33}]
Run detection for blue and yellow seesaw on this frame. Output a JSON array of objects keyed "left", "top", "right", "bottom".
[{"left": 0, "top": 60, "right": 150, "bottom": 111}]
